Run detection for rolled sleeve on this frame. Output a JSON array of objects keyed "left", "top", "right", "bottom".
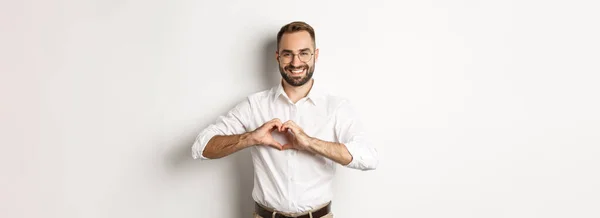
[
  {"left": 191, "top": 129, "right": 220, "bottom": 160},
  {"left": 334, "top": 99, "right": 379, "bottom": 170},
  {"left": 191, "top": 98, "right": 251, "bottom": 160}
]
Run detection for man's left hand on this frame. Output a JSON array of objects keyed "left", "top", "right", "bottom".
[{"left": 280, "top": 120, "right": 314, "bottom": 152}]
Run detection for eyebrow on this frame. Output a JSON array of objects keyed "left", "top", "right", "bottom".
[{"left": 281, "top": 48, "right": 312, "bottom": 53}]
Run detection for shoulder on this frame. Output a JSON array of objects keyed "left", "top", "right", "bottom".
[
  {"left": 319, "top": 91, "right": 356, "bottom": 115},
  {"left": 230, "top": 88, "right": 271, "bottom": 109},
  {"left": 247, "top": 88, "right": 273, "bottom": 100},
  {"left": 245, "top": 86, "right": 276, "bottom": 103},
  {"left": 219, "top": 87, "right": 275, "bottom": 117},
  {"left": 321, "top": 93, "right": 364, "bottom": 125},
  {"left": 234, "top": 86, "right": 277, "bottom": 110}
]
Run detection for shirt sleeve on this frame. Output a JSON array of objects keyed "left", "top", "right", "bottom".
[
  {"left": 191, "top": 98, "right": 251, "bottom": 160},
  {"left": 334, "top": 99, "right": 379, "bottom": 170}
]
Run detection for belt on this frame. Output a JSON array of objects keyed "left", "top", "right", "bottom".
[{"left": 254, "top": 202, "right": 331, "bottom": 218}]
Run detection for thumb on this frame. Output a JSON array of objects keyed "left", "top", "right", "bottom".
[
  {"left": 285, "top": 131, "right": 295, "bottom": 140},
  {"left": 282, "top": 143, "right": 295, "bottom": 150},
  {"left": 266, "top": 139, "right": 283, "bottom": 150}
]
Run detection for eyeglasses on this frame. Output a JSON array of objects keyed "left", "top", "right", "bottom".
[{"left": 278, "top": 51, "right": 314, "bottom": 64}]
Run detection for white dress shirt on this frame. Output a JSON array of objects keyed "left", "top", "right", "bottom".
[{"left": 191, "top": 79, "right": 378, "bottom": 214}]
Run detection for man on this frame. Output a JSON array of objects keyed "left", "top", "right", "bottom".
[{"left": 191, "top": 21, "right": 378, "bottom": 218}]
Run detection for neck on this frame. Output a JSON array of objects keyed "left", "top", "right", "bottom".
[{"left": 282, "top": 79, "right": 314, "bottom": 103}]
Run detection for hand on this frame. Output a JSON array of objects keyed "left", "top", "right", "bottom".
[
  {"left": 250, "top": 118, "right": 284, "bottom": 150},
  {"left": 281, "top": 120, "right": 314, "bottom": 152}
]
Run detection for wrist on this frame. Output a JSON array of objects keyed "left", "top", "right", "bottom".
[
  {"left": 241, "top": 132, "right": 258, "bottom": 148},
  {"left": 308, "top": 137, "right": 320, "bottom": 152}
]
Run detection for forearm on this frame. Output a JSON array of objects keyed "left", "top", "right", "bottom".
[
  {"left": 309, "top": 137, "right": 353, "bottom": 166},
  {"left": 202, "top": 132, "right": 256, "bottom": 159}
]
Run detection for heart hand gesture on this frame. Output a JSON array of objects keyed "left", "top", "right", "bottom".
[
  {"left": 280, "top": 120, "right": 314, "bottom": 152},
  {"left": 249, "top": 118, "right": 285, "bottom": 150},
  {"left": 250, "top": 119, "right": 315, "bottom": 153}
]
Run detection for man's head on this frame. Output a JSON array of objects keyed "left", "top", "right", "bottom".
[{"left": 276, "top": 21, "right": 319, "bottom": 87}]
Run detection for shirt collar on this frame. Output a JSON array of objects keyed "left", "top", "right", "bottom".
[{"left": 273, "top": 78, "right": 323, "bottom": 106}]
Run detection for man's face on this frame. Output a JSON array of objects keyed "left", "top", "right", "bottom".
[{"left": 277, "top": 31, "right": 319, "bottom": 87}]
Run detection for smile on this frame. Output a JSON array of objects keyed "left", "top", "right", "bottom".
[{"left": 288, "top": 68, "right": 306, "bottom": 76}]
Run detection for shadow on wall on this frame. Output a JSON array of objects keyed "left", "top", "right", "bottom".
[
  {"left": 262, "top": 37, "right": 280, "bottom": 88},
  {"left": 164, "top": 36, "right": 279, "bottom": 218}
]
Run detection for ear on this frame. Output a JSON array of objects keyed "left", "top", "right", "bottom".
[
  {"left": 275, "top": 50, "right": 279, "bottom": 62},
  {"left": 314, "top": 48, "right": 319, "bottom": 62}
]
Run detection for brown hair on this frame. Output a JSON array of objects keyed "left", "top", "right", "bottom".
[{"left": 277, "top": 21, "right": 316, "bottom": 50}]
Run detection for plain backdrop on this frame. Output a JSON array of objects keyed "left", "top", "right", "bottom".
[{"left": 1, "top": 0, "right": 599, "bottom": 217}]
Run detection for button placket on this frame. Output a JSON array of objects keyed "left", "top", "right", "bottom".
[{"left": 288, "top": 103, "right": 296, "bottom": 209}]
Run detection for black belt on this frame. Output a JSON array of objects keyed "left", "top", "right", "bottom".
[{"left": 254, "top": 202, "right": 331, "bottom": 218}]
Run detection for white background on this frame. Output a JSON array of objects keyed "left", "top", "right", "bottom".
[{"left": 1, "top": 0, "right": 599, "bottom": 217}]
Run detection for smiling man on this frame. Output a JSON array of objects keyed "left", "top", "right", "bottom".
[{"left": 191, "top": 21, "right": 379, "bottom": 218}]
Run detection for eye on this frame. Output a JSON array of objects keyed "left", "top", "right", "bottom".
[
  {"left": 281, "top": 53, "right": 292, "bottom": 57},
  {"left": 300, "top": 52, "right": 310, "bottom": 57}
]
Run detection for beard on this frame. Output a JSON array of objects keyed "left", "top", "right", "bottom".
[{"left": 278, "top": 62, "right": 315, "bottom": 87}]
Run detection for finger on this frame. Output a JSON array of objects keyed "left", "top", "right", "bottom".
[
  {"left": 280, "top": 124, "right": 288, "bottom": 133},
  {"left": 269, "top": 127, "right": 277, "bottom": 132},
  {"left": 274, "top": 118, "right": 284, "bottom": 126},
  {"left": 270, "top": 119, "right": 284, "bottom": 131},
  {"left": 277, "top": 120, "right": 288, "bottom": 132},
  {"left": 284, "top": 120, "right": 297, "bottom": 127},
  {"left": 288, "top": 121, "right": 305, "bottom": 135},
  {"left": 260, "top": 122, "right": 272, "bottom": 131},
  {"left": 282, "top": 144, "right": 294, "bottom": 150},
  {"left": 269, "top": 123, "right": 279, "bottom": 132},
  {"left": 285, "top": 131, "right": 295, "bottom": 141},
  {"left": 267, "top": 141, "right": 283, "bottom": 150},
  {"left": 279, "top": 122, "right": 287, "bottom": 132},
  {"left": 283, "top": 122, "right": 298, "bottom": 134},
  {"left": 290, "top": 121, "right": 302, "bottom": 132},
  {"left": 269, "top": 119, "right": 283, "bottom": 130},
  {"left": 265, "top": 119, "right": 277, "bottom": 126}
]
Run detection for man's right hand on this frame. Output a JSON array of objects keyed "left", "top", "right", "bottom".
[{"left": 250, "top": 118, "right": 284, "bottom": 150}]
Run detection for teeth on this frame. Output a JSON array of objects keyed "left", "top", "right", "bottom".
[{"left": 291, "top": 69, "right": 303, "bottom": 73}]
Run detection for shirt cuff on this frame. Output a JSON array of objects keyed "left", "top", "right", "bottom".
[
  {"left": 342, "top": 141, "right": 378, "bottom": 170},
  {"left": 191, "top": 130, "right": 219, "bottom": 160}
]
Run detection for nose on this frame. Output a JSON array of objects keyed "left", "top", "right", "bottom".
[{"left": 291, "top": 54, "right": 303, "bottom": 66}]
